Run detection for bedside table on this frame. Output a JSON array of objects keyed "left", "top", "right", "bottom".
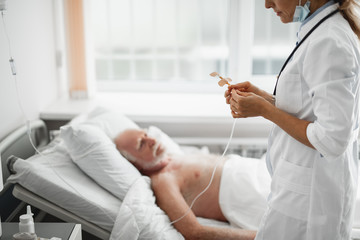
[{"left": 0, "top": 222, "right": 81, "bottom": 240}]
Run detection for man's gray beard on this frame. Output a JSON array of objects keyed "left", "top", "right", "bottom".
[
  {"left": 142, "top": 151, "right": 167, "bottom": 170},
  {"left": 140, "top": 127, "right": 169, "bottom": 170},
  {"left": 142, "top": 141, "right": 168, "bottom": 170}
]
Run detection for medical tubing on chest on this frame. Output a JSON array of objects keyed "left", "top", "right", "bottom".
[
  {"left": 169, "top": 118, "right": 238, "bottom": 225},
  {"left": 142, "top": 119, "right": 238, "bottom": 239}
]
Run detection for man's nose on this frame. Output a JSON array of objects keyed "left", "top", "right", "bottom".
[
  {"left": 146, "top": 137, "right": 156, "bottom": 147},
  {"left": 265, "top": 0, "right": 273, "bottom": 9}
]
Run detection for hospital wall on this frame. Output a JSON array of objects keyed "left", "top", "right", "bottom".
[{"left": 0, "top": 0, "right": 62, "bottom": 141}]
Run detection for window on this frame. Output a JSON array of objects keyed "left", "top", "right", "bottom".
[
  {"left": 85, "top": 0, "right": 300, "bottom": 93},
  {"left": 253, "top": 0, "right": 299, "bottom": 75}
]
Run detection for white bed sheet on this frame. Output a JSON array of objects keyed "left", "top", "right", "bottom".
[
  {"left": 110, "top": 176, "right": 232, "bottom": 240},
  {"left": 7, "top": 140, "right": 360, "bottom": 239},
  {"left": 112, "top": 156, "right": 360, "bottom": 240},
  {"left": 7, "top": 137, "right": 121, "bottom": 232},
  {"left": 5, "top": 105, "right": 360, "bottom": 238}
]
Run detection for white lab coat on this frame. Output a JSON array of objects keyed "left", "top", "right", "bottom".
[{"left": 255, "top": 3, "right": 360, "bottom": 240}]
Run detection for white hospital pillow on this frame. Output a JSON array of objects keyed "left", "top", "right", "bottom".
[
  {"left": 147, "top": 126, "right": 184, "bottom": 155},
  {"left": 60, "top": 124, "right": 142, "bottom": 200},
  {"left": 147, "top": 125, "right": 208, "bottom": 155},
  {"left": 83, "top": 108, "right": 184, "bottom": 155},
  {"left": 86, "top": 106, "right": 111, "bottom": 119},
  {"left": 7, "top": 137, "right": 120, "bottom": 231},
  {"left": 82, "top": 107, "right": 140, "bottom": 140}
]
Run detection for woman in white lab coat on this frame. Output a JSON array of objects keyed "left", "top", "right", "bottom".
[{"left": 225, "top": 0, "right": 360, "bottom": 239}]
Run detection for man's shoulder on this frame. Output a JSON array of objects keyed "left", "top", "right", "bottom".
[
  {"left": 150, "top": 168, "right": 175, "bottom": 182},
  {"left": 150, "top": 163, "right": 181, "bottom": 189}
]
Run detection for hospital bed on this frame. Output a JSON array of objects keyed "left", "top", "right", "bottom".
[
  {"left": 1, "top": 108, "right": 230, "bottom": 239},
  {"left": 0, "top": 119, "right": 114, "bottom": 239},
  {"left": 2, "top": 107, "right": 360, "bottom": 239}
]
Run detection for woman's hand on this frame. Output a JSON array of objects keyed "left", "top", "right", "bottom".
[
  {"left": 225, "top": 81, "right": 275, "bottom": 106},
  {"left": 229, "top": 81, "right": 262, "bottom": 94},
  {"left": 229, "top": 89, "right": 270, "bottom": 118},
  {"left": 225, "top": 81, "right": 257, "bottom": 104},
  {"left": 224, "top": 81, "right": 314, "bottom": 149}
]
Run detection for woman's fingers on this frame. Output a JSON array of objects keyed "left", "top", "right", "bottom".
[
  {"left": 224, "top": 89, "right": 231, "bottom": 104},
  {"left": 230, "top": 89, "right": 250, "bottom": 102},
  {"left": 225, "top": 82, "right": 255, "bottom": 105},
  {"left": 231, "top": 110, "right": 244, "bottom": 118},
  {"left": 229, "top": 90, "right": 262, "bottom": 118},
  {"left": 226, "top": 95, "right": 231, "bottom": 104},
  {"left": 228, "top": 81, "right": 252, "bottom": 92},
  {"left": 226, "top": 83, "right": 263, "bottom": 118},
  {"left": 230, "top": 95, "right": 242, "bottom": 113}
]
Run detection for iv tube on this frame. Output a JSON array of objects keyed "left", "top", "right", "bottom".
[
  {"left": 169, "top": 118, "right": 237, "bottom": 225},
  {"left": 142, "top": 118, "right": 238, "bottom": 239}
]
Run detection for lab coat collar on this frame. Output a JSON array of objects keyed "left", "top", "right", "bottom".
[
  {"left": 297, "top": 3, "right": 340, "bottom": 42},
  {"left": 301, "top": 0, "right": 335, "bottom": 27}
]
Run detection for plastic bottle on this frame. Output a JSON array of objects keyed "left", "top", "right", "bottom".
[{"left": 19, "top": 205, "right": 35, "bottom": 234}]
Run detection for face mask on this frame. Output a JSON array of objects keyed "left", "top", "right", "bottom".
[{"left": 293, "top": 0, "right": 311, "bottom": 22}]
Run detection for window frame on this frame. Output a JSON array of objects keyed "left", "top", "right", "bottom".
[{"left": 80, "top": 0, "right": 298, "bottom": 94}]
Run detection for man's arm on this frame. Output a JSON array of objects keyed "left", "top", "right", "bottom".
[{"left": 151, "top": 173, "right": 256, "bottom": 240}]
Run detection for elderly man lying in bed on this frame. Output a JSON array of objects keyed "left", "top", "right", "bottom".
[{"left": 114, "top": 128, "right": 270, "bottom": 240}]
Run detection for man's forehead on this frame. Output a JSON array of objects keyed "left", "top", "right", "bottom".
[
  {"left": 127, "top": 128, "right": 146, "bottom": 136},
  {"left": 125, "top": 129, "right": 144, "bottom": 146}
]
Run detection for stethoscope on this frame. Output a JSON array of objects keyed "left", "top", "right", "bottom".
[{"left": 273, "top": 8, "right": 340, "bottom": 95}]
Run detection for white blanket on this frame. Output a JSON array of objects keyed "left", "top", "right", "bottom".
[
  {"left": 110, "top": 156, "right": 360, "bottom": 240},
  {"left": 110, "top": 176, "right": 230, "bottom": 239},
  {"left": 110, "top": 176, "right": 184, "bottom": 240}
]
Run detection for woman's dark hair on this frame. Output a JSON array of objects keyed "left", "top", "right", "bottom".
[{"left": 337, "top": 0, "right": 360, "bottom": 39}]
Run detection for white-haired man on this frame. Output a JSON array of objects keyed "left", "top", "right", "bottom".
[{"left": 115, "top": 128, "right": 270, "bottom": 240}]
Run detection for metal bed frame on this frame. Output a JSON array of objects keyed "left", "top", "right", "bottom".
[{"left": 0, "top": 120, "right": 110, "bottom": 239}]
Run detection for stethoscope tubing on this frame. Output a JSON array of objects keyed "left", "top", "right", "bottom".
[{"left": 273, "top": 8, "right": 340, "bottom": 96}]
